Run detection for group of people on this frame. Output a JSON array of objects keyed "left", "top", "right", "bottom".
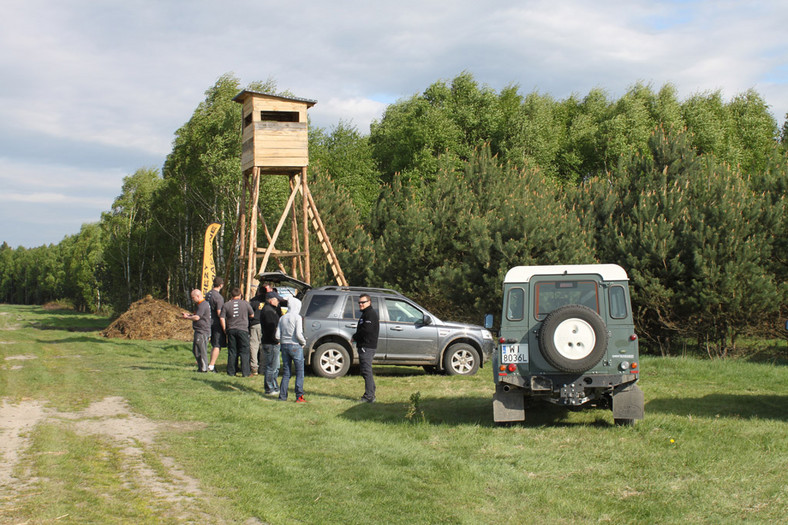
[
  {"left": 181, "top": 277, "right": 306, "bottom": 402},
  {"left": 182, "top": 277, "right": 380, "bottom": 403}
]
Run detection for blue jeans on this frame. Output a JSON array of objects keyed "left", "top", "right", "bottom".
[
  {"left": 279, "top": 343, "right": 304, "bottom": 400},
  {"left": 261, "top": 343, "right": 280, "bottom": 393}
]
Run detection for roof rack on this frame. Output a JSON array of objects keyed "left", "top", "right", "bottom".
[{"left": 316, "top": 285, "right": 404, "bottom": 296}]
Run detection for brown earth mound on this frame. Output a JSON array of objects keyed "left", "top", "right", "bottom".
[{"left": 101, "top": 295, "right": 192, "bottom": 341}]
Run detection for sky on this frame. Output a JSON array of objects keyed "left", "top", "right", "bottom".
[{"left": 1, "top": 0, "right": 786, "bottom": 248}]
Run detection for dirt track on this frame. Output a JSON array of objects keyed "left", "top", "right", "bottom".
[{"left": 0, "top": 393, "right": 227, "bottom": 523}]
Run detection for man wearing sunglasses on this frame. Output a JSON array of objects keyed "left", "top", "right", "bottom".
[{"left": 352, "top": 294, "right": 379, "bottom": 403}]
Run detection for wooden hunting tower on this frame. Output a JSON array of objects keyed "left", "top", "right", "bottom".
[{"left": 232, "top": 90, "right": 347, "bottom": 297}]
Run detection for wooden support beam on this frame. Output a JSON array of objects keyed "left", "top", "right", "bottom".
[
  {"left": 256, "top": 174, "right": 301, "bottom": 278},
  {"left": 245, "top": 167, "right": 260, "bottom": 299},
  {"left": 305, "top": 186, "right": 348, "bottom": 286},
  {"left": 302, "top": 167, "right": 311, "bottom": 284},
  {"left": 258, "top": 210, "right": 288, "bottom": 274}
]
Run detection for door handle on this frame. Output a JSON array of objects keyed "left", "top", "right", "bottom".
[{"left": 390, "top": 326, "right": 404, "bottom": 331}]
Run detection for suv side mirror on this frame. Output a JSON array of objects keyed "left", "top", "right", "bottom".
[
  {"left": 422, "top": 315, "right": 433, "bottom": 326},
  {"left": 484, "top": 314, "right": 494, "bottom": 329},
  {"left": 785, "top": 320, "right": 788, "bottom": 332}
]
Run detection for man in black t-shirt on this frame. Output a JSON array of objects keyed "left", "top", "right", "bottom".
[
  {"left": 221, "top": 287, "right": 254, "bottom": 377},
  {"left": 204, "top": 277, "right": 225, "bottom": 373}
]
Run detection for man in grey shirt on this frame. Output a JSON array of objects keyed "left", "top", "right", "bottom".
[
  {"left": 221, "top": 287, "right": 254, "bottom": 377},
  {"left": 181, "top": 289, "right": 211, "bottom": 372}
]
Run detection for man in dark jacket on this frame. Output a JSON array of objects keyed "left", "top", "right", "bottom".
[
  {"left": 352, "top": 294, "right": 379, "bottom": 402},
  {"left": 260, "top": 292, "right": 282, "bottom": 395}
]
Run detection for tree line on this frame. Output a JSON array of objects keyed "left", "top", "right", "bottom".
[{"left": 1, "top": 72, "right": 786, "bottom": 356}]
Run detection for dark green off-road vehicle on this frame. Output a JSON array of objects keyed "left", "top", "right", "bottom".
[{"left": 492, "top": 264, "right": 644, "bottom": 425}]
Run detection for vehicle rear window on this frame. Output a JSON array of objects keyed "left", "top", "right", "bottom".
[
  {"left": 534, "top": 280, "right": 598, "bottom": 320},
  {"left": 304, "top": 294, "right": 338, "bottom": 318},
  {"left": 506, "top": 288, "right": 525, "bottom": 321},
  {"left": 609, "top": 285, "right": 628, "bottom": 319}
]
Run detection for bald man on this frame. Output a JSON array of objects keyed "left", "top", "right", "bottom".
[{"left": 182, "top": 289, "right": 211, "bottom": 372}]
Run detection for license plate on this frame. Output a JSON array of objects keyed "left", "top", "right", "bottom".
[{"left": 501, "top": 344, "right": 528, "bottom": 364}]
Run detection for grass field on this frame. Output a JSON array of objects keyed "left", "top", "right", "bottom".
[{"left": 1, "top": 304, "right": 786, "bottom": 524}]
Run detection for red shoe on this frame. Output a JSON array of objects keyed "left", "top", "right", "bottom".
[{"left": 296, "top": 396, "right": 306, "bottom": 403}]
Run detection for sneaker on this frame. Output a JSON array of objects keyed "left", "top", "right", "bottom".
[
  {"left": 296, "top": 396, "right": 306, "bottom": 403},
  {"left": 360, "top": 396, "right": 375, "bottom": 403}
]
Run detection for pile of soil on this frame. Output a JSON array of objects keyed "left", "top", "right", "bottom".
[{"left": 101, "top": 295, "right": 192, "bottom": 341}]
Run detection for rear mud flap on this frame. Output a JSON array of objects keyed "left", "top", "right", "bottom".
[
  {"left": 493, "top": 385, "right": 525, "bottom": 423},
  {"left": 612, "top": 383, "right": 644, "bottom": 420}
]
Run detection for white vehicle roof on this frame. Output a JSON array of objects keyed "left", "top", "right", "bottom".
[{"left": 504, "top": 264, "right": 629, "bottom": 284}]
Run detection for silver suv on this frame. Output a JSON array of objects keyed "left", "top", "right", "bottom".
[{"left": 260, "top": 272, "right": 494, "bottom": 378}]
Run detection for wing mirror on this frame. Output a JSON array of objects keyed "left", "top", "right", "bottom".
[{"left": 484, "top": 314, "right": 494, "bottom": 329}]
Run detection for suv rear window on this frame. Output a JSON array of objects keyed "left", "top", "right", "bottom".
[
  {"left": 305, "top": 293, "right": 338, "bottom": 318},
  {"left": 534, "top": 280, "right": 598, "bottom": 320}
]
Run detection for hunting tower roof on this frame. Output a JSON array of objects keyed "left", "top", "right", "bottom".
[{"left": 232, "top": 90, "right": 317, "bottom": 108}]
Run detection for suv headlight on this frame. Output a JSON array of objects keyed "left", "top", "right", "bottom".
[{"left": 482, "top": 330, "right": 493, "bottom": 340}]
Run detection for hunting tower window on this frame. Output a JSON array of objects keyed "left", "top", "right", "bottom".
[{"left": 260, "top": 110, "right": 299, "bottom": 122}]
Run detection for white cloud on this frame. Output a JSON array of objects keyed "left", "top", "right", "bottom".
[
  {"left": 311, "top": 97, "right": 390, "bottom": 132},
  {"left": 0, "top": 158, "right": 126, "bottom": 192},
  {"left": 4, "top": 191, "right": 110, "bottom": 207},
  {"left": 0, "top": 0, "right": 786, "bottom": 247}
]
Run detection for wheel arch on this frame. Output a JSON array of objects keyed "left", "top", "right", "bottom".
[
  {"left": 307, "top": 334, "right": 353, "bottom": 365},
  {"left": 439, "top": 337, "right": 484, "bottom": 370}
]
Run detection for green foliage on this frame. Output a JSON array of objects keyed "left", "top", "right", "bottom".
[
  {"left": 309, "top": 121, "right": 380, "bottom": 217},
  {"left": 682, "top": 89, "right": 779, "bottom": 174},
  {"left": 369, "top": 146, "right": 592, "bottom": 320},
  {"left": 159, "top": 74, "right": 250, "bottom": 294},
  {"left": 60, "top": 223, "right": 104, "bottom": 312},
  {"left": 156, "top": 74, "right": 285, "bottom": 300},
  {"left": 2, "top": 73, "right": 785, "bottom": 361},
  {"left": 100, "top": 168, "right": 163, "bottom": 312},
  {"left": 306, "top": 170, "right": 374, "bottom": 287},
  {"left": 575, "top": 126, "right": 784, "bottom": 355},
  {"left": 405, "top": 391, "right": 426, "bottom": 423}
]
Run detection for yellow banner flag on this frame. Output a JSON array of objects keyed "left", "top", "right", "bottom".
[{"left": 201, "top": 223, "right": 221, "bottom": 295}]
